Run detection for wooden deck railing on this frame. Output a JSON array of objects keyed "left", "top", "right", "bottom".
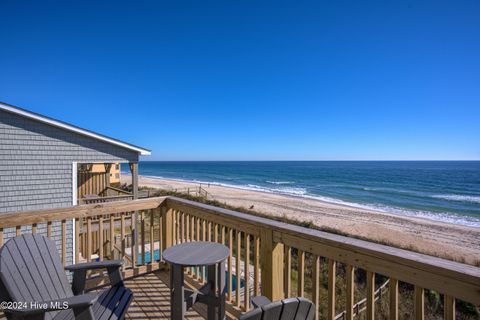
[{"left": 0, "top": 196, "right": 478, "bottom": 319}]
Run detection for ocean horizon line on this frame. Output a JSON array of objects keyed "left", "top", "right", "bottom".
[{"left": 121, "top": 161, "right": 480, "bottom": 229}]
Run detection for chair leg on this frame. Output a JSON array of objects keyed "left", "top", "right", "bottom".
[
  {"left": 107, "top": 266, "right": 124, "bottom": 287},
  {"left": 72, "top": 269, "right": 87, "bottom": 295}
]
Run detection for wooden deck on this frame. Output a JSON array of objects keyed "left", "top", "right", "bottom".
[
  {"left": 0, "top": 270, "right": 210, "bottom": 320},
  {"left": 124, "top": 270, "right": 205, "bottom": 320},
  {"left": 124, "top": 270, "right": 236, "bottom": 320}
]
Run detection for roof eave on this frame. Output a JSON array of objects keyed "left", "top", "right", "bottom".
[{"left": 0, "top": 102, "right": 151, "bottom": 156}]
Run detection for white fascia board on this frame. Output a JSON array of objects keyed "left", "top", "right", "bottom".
[{"left": 0, "top": 102, "right": 151, "bottom": 155}]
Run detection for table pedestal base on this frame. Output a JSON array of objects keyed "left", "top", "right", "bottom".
[{"left": 170, "top": 262, "right": 226, "bottom": 320}]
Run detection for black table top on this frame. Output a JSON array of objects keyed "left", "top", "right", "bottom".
[{"left": 163, "top": 241, "right": 230, "bottom": 266}]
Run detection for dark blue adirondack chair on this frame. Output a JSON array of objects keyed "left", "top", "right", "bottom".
[
  {"left": 0, "top": 234, "right": 133, "bottom": 320},
  {"left": 240, "top": 296, "right": 315, "bottom": 320}
]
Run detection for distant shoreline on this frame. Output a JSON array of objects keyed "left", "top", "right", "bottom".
[
  {"left": 122, "top": 171, "right": 480, "bottom": 228},
  {"left": 122, "top": 173, "right": 480, "bottom": 265}
]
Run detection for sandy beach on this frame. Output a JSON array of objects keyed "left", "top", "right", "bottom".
[{"left": 122, "top": 174, "right": 480, "bottom": 265}]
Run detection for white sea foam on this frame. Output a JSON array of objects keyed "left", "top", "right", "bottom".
[
  {"left": 266, "top": 180, "right": 295, "bottom": 185},
  {"left": 431, "top": 194, "right": 480, "bottom": 204},
  {"left": 130, "top": 173, "right": 480, "bottom": 228}
]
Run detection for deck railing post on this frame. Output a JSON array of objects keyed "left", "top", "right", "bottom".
[
  {"left": 162, "top": 205, "right": 174, "bottom": 254},
  {"left": 260, "top": 228, "right": 284, "bottom": 301}
]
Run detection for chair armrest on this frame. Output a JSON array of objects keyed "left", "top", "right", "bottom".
[
  {"left": 67, "top": 260, "right": 124, "bottom": 295},
  {"left": 251, "top": 295, "right": 272, "bottom": 308},
  {"left": 65, "top": 259, "right": 123, "bottom": 271},
  {"left": 5, "top": 293, "right": 98, "bottom": 318}
]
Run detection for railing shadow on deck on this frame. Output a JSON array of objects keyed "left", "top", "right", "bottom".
[{"left": 0, "top": 196, "right": 478, "bottom": 320}]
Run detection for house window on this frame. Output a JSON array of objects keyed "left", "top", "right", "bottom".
[
  {"left": 115, "top": 164, "right": 119, "bottom": 170},
  {"left": 115, "top": 173, "right": 120, "bottom": 179}
]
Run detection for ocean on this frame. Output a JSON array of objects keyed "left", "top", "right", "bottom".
[{"left": 123, "top": 161, "right": 480, "bottom": 228}]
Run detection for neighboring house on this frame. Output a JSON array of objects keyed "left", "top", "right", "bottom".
[
  {"left": 87, "top": 163, "right": 120, "bottom": 185},
  {"left": 110, "top": 163, "right": 121, "bottom": 185},
  {"left": 0, "top": 101, "right": 150, "bottom": 265}
]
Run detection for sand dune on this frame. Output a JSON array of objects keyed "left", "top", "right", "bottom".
[{"left": 122, "top": 174, "right": 480, "bottom": 265}]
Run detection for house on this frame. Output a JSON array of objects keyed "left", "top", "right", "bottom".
[
  {"left": 0, "top": 101, "right": 150, "bottom": 265},
  {"left": 83, "top": 162, "right": 121, "bottom": 185}
]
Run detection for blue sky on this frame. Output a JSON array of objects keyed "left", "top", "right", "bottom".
[{"left": 1, "top": 1, "right": 479, "bottom": 160}]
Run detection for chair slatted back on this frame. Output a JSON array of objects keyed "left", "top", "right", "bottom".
[
  {"left": 241, "top": 298, "right": 315, "bottom": 320},
  {"left": 0, "top": 234, "right": 73, "bottom": 304}
]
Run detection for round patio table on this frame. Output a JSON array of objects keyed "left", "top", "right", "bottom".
[{"left": 163, "top": 241, "right": 229, "bottom": 320}]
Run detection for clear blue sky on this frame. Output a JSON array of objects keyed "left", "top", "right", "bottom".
[{"left": 1, "top": 1, "right": 479, "bottom": 160}]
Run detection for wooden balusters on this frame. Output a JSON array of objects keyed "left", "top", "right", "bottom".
[
  {"left": 110, "top": 215, "right": 115, "bottom": 259},
  {"left": 141, "top": 211, "right": 146, "bottom": 265},
  {"left": 444, "top": 295, "right": 455, "bottom": 320},
  {"left": 327, "top": 259, "right": 336, "bottom": 320},
  {"left": 159, "top": 208, "right": 163, "bottom": 261},
  {"left": 180, "top": 212, "right": 185, "bottom": 243},
  {"left": 202, "top": 219, "right": 206, "bottom": 242},
  {"left": 254, "top": 235, "right": 260, "bottom": 296},
  {"left": 221, "top": 225, "right": 226, "bottom": 245},
  {"left": 75, "top": 218, "right": 80, "bottom": 263},
  {"left": 195, "top": 217, "right": 201, "bottom": 281},
  {"left": 185, "top": 213, "right": 190, "bottom": 243},
  {"left": 150, "top": 210, "right": 155, "bottom": 262},
  {"left": 177, "top": 210, "right": 181, "bottom": 243},
  {"left": 189, "top": 215, "right": 194, "bottom": 274},
  {"left": 121, "top": 213, "right": 126, "bottom": 263},
  {"left": 47, "top": 221, "right": 52, "bottom": 238},
  {"left": 366, "top": 271, "right": 375, "bottom": 320},
  {"left": 214, "top": 223, "right": 218, "bottom": 243},
  {"left": 201, "top": 219, "right": 206, "bottom": 283},
  {"left": 298, "top": 249, "right": 305, "bottom": 297},
  {"left": 236, "top": 230, "right": 241, "bottom": 307},
  {"left": 86, "top": 217, "right": 92, "bottom": 262},
  {"left": 390, "top": 278, "right": 399, "bottom": 320},
  {"left": 285, "top": 245, "right": 292, "bottom": 297},
  {"left": 312, "top": 255, "right": 320, "bottom": 320},
  {"left": 207, "top": 221, "right": 212, "bottom": 242},
  {"left": 228, "top": 228, "right": 233, "bottom": 302},
  {"left": 61, "top": 219, "right": 67, "bottom": 266},
  {"left": 190, "top": 215, "right": 195, "bottom": 243},
  {"left": 244, "top": 233, "right": 250, "bottom": 311},
  {"left": 131, "top": 213, "right": 137, "bottom": 266},
  {"left": 346, "top": 265, "right": 355, "bottom": 320},
  {"left": 98, "top": 216, "right": 104, "bottom": 261},
  {"left": 415, "top": 286, "right": 424, "bottom": 320}
]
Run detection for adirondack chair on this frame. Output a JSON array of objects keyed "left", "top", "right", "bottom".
[
  {"left": 240, "top": 296, "right": 315, "bottom": 320},
  {"left": 0, "top": 234, "right": 133, "bottom": 320}
]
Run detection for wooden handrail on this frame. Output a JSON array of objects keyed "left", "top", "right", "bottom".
[{"left": 0, "top": 197, "right": 166, "bottom": 229}]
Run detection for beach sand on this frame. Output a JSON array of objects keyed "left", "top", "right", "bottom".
[{"left": 122, "top": 174, "right": 480, "bottom": 265}]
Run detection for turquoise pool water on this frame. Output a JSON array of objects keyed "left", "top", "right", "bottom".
[{"left": 137, "top": 249, "right": 245, "bottom": 290}]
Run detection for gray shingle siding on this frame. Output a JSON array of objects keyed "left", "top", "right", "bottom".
[{"left": 0, "top": 108, "right": 140, "bottom": 267}]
